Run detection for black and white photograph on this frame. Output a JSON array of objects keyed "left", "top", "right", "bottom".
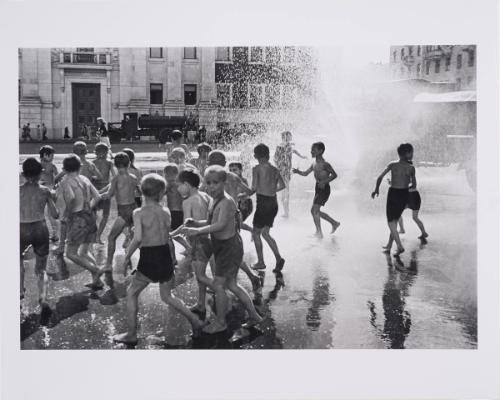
[{"left": 2, "top": 1, "right": 499, "bottom": 399}]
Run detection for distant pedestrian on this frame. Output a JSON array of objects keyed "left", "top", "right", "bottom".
[
  {"left": 42, "top": 123, "right": 48, "bottom": 141},
  {"left": 64, "top": 126, "right": 70, "bottom": 139},
  {"left": 36, "top": 125, "right": 41, "bottom": 141},
  {"left": 96, "top": 118, "right": 113, "bottom": 158},
  {"left": 26, "top": 123, "right": 32, "bottom": 141}
]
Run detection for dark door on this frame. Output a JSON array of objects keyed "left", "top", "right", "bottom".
[{"left": 72, "top": 83, "right": 101, "bottom": 138}]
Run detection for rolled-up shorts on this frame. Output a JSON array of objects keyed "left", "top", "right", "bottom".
[
  {"left": 386, "top": 187, "right": 409, "bottom": 222},
  {"left": 136, "top": 244, "right": 174, "bottom": 283},
  {"left": 407, "top": 191, "right": 421, "bottom": 211},
  {"left": 211, "top": 233, "right": 243, "bottom": 279},
  {"left": 313, "top": 183, "right": 331, "bottom": 206},
  {"left": 67, "top": 209, "right": 97, "bottom": 246},
  {"left": 117, "top": 203, "right": 136, "bottom": 226},
  {"left": 253, "top": 194, "right": 278, "bottom": 229},
  {"left": 20, "top": 221, "right": 49, "bottom": 260},
  {"left": 191, "top": 235, "right": 213, "bottom": 263}
]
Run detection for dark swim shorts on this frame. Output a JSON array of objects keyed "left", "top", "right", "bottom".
[
  {"left": 136, "top": 244, "right": 174, "bottom": 283},
  {"left": 313, "top": 183, "right": 331, "bottom": 206},
  {"left": 238, "top": 197, "right": 253, "bottom": 222},
  {"left": 211, "top": 233, "right": 243, "bottom": 279},
  {"left": 170, "top": 210, "right": 184, "bottom": 230},
  {"left": 117, "top": 203, "right": 137, "bottom": 226},
  {"left": 20, "top": 221, "right": 49, "bottom": 259},
  {"left": 253, "top": 194, "right": 278, "bottom": 229},
  {"left": 67, "top": 209, "right": 97, "bottom": 246},
  {"left": 191, "top": 235, "right": 213, "bottom": 263},
  {"left": 407, "top": 191, "right": 422, "bottom": 211},
  {"left": 135, "top": 196, "right": 142, "bottom": 208},
  {"left": 386, "top": 187, "right": 409, "bottom": 222}
]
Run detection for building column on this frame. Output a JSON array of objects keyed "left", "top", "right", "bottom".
[
  {"left": 165, "top": 47, "right": 183, "bottom": 114},
  {"left": 198, "top": 47, "right": 218, "bottom": 133}
]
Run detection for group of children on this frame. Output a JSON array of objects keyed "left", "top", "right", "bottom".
[{"left": 20, "top": 130, "right": 426, "bottom": 344}]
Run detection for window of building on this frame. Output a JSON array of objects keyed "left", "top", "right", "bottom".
[
  {"left": 408, "top": 46, "right": 413, "bottom": 56},
  {"left": 468, "top": 50, "right": 475, "bottom": 67},
  {"left": 150, "top": 84, "right": 163, "bottom": 104},
  {"left": 282, "top": 47, "right": 296, "bottom": 63},
  {"left": 184, "top": 47, "right": 197, "bottom": 59},
  {"left": 425, "top": 61, "right": 430, "bottom": 75},
  {"left": 416, "top": 64, "right": 421, "bottom": 75},
  {"left": 457, "top": 54, "right": 462, "bottom": 69},
  {"left": 435, "top": 60, "right": 440, "bottom": 73},
  {"left": 456, "top": 78, "right": 461, "bottom": 90},
  {"left": 216, "top": 83, "right": 231, "bottom": 108},
  {"left": 393, "top": 51, "right": 397, "bottom": 62},
  {"left": 401, "top": 48, "right": 405, "bottom": 58},
  {"left": 264, "top": 85, "right": 280, "bottom": 108},
  {"left": 149, "top": 48, "right": 163, "bottom": 58},
  {"left": 184, "top": 84, "right": 197, "bottom": 105},
  {"left": 417, "top": 46, "right": 421, "bottom": 56},
  {"left": 249, "top": 47, "right": 264, "bottom": 63},
  {"left": 249, "top": 84, "right": 264, "bottom": 108},
  {"left": 215, "top": 47, "right": 231, "bottom": 62},
  {"left": 266, "top": 47, "right": 281, "bottom": 64},
  {"left": 445, "top": 57, "right": 451, "bottom": 71},
  {"left": 467, "top": 76, "right": 473, "bottom": 86}
]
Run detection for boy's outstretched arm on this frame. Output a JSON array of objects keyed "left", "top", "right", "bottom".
[
  {"left": 371, "top": 165, "right": 391, "bottom": 198},
  {"left": 292, "top": 164, "right": 313, "bottom": 176},
  {"left": 292, "top": 149, "right": 307, "bottom": 159},
  {"left": 101, "top": 177, "right": 117, "bottom": 200},
  {"left": 184, "top": 201, "right": 231, "bottom": 236}
]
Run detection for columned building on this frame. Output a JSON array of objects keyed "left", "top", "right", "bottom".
[{"left": 18, "top": 47, "right": 315, "bottom": 139}]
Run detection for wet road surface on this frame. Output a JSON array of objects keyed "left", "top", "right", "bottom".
[{"left": 20, "top": 159, "right": 477, "bottom": 349}]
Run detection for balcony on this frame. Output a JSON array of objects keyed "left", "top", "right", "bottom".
[{"left": 57, "top": 51, "right": 112, "bottom": 70}]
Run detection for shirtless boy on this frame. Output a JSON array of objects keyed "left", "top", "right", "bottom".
[
  {"left": 101, "top": 152, "right": 140, "bottom": 281},
  {"left": 182, "top": 166, "right": 263, "bottom": 334},
  {"left": 170, "top": 147, "right": 196, "bottom": 173},
  {"left": 72, "top": 141, "right": 102, "bottom": 186},
  {"left": 60, "top": 155, "right": 103, "bottom": 289},
  {"left": 20, "top": 158, "right": 59, "bottom": 310},
  {"left": 371, "top": 143, "right": 416, "bottom": 256},
  {"left": 193, "top": 142, "right": 212, "bottom": 176},
  {"left": 113, "top": 173, "right": 205, "bottom": 346},
  {"left": 39, "top": 145, "right": 59, "bottom": 241},
  {"left": 293, "top": 142, "right": 340, "bottom": 238},
  {"left": 167, "top": 130, "right": 190, "bottom": 161},
  {"left": 93, "top": 142, "right": 115, "bottom": 244}
]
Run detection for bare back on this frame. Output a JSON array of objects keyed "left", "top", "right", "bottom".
[
  {"left": 20, "top": 183, "right": 52, "bottom": 223},
  {"left": 389, "top": 161, "right": 414, "bottom": 189},
  {"left": 112, "top": 172, "right": 138, "bottom": 205},
  {"left": 93, "top": 158, "right": 113, "bottom": 189},
  {"left": 137, "top": 205, "right": 171, "bottom": 247},
  {"left": 252, "top": 163, "right": 282, "bottom": 196},
  {"left": 183, "top": 191, "right": 211, "bottom": 221}
]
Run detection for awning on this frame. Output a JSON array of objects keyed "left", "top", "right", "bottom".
[{"left": 414, "top": 90, "right": 476, "bottom": 103}]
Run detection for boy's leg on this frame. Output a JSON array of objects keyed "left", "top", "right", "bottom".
[
  {"left": 79, "top": 243, "right": 97, "bottom": 265},
  {"left": 105, "top": 217, "right": 126, "bottom": 271},
  {"left": 383, "top": 233, "right": 394, "bottom": 252},
  {"left": 203, "top": 276, "right": 228, "bottom": 332},
  {"left": 319, "top": 207, "right": 340, "bottom": 233},
  {"left": 45, "top": 206, "right": 59, "bottom": 240},
  {"left": 226, "top": 275, "right": 263, "bottom": 325},
  {"left": 412, "top": 210, "right": 428, "bottom": 238},
  {"left": 114, "top": 276, "right": 149, "bottom": 343},
  {"left": 54, "top": 221, "right": 67, "bottom": 255},
  {"left": 239, "top": 261, "right": 261, "bottom": 290},
  {"left": 66, "top": 243, "right": 101, "bottom": 282},
  {"left": 192, "top": 260, "right": 215, "bottom": 311},
  {"left": 261, "top": 226, "right": 285, "bottom": 268},
  {"left": 311, "top": 204, "right": 323, "bottom": 236},
  {"left": 388, "top": 220, "right": 404, "bottom": 254},
  {"left": 159, "top": 279, "right": 204, "bottom": 329},
  {"left": 398, "top": 217, "right": 405, "bottom": 234},
  {"left": 252, "top": 227, "right": 266, "bottom": 269},
  {"left": 97, "top": 202, "right": 111, "bottom": 244},
  {"left": 34, "top": 254, "right": 49, "bottom": 306},
  {"left": 281, "top": 187, "right": 290, "bottom": 217},
  {"left": 20, "top": 257, "right": 25, "bottom": 299}
]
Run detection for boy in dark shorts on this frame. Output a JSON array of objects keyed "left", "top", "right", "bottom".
[
  {"left": 113, "top": 173, "right": 205, "bottom": 345},
  {"left": 93, "top": 143, "right": 115, "bottom": 244},
  {"left": 193, "top": 142, "right": 212, "bottom": 176},
  {"left": 182, "top": 166, "right": 263, "bottom": 334},
  {"left": 101, "top": 153, "right": 140, "bottom": 281},
  {"left": 372, "top": 143, "right": 416, "bottom": 256},
  {"left": 20, "top": 158, "right": 59, "bottom": 309},
  {"left": 60, "top": 155, "right": 104, "bottom": 289},
  {"left": 250, "top": 144, "right": 286, "bottom": 272},
  {"left": 39, "top": 145, "right": 60, "bottom": 241},
  {"left": 293, "top": 141, "right": 340, "bottom": 239}
]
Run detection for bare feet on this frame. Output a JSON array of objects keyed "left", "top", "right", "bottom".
[
  {"left": 382, "top": 246, "right": 391, "bottom": 254},
  {"left": 398, "top": 229, "right": 405, "bottom": 234},
  {"left": 113, "top": 332, "right": 138, "bottom": 346},
  {"left": 250, "top": 274, "right": 262, "bottom": 291},
  {"left": 272, "top": 258, "right": 285, "bottom": 273},
  {"left": 418, "top": 233, "right": 429, "bottom": 239},
  {"left": 310, "top": 232, "right": 323, "bottom": 239},
  {"left": 241, "top": 315, "right": 263, "bottom": 329},
  {"left": 393, "top": 247, "right": 405, "bottom": 256},
  {"left": 331, "top": 222, "right": 340, "bottom": 234},
  {"left": 251, "top": 262, "right": 267, "bottom": 271}
]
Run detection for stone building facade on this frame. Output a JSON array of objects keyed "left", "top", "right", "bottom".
[
  {"left": 18, "top": 47, "right": 315, "bottom": 139},
  {"left": 389, "top": 45, "right": 476, "bottom": 90}
]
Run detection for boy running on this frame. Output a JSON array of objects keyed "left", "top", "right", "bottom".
[
  {"left": 122, "top": 148, "right": 143, "bottom": 207},
  {"left": 93, "top": 142, "right": 115, "bottom": 244},
  {"left": 112, "top": 173, "right": 205, "bottom": 346},
  {"left": 182, "top": 166, "right": 263, "bottom": 333},
  {"left": 251, "top": 144, "right": 286, "bottom": 273},
  {"left": 39, "top": 145, "right": 60, "bottom": 241},
  {"left": 292, "top": 141, "right": 340, "bottom": 238},
  {"left": 101, "top": 153, "right": 140, "bottom": 281},
  {"left": 20, "top": 158, "right": 59, "bottom": 310},
  {"left": 371, "top": 143, "right": 416, "bottom": 256},
  {"left": 59, "top": 155, "right": 103, "bottom": 289},
  {"left": 73, "top": 141, "right": 102, "bottom": 186},
  {"left": 193, "top": 142, "right": 212, "bottom": 176}
]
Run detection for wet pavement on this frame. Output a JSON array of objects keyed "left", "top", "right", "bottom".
[{"left": 20, "top": 158, "right": 477, "bottom": 349}]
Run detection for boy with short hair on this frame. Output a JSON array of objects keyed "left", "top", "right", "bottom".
[
  {"left": 371, "top": 143, "right": 416, "bottom": 256},
  {"left": 112, "top": 173, "right": 205, "bottom": 345},
  {"left": 172, "top": 169, "right": 214, "bottom": 319},
  {"left": 93, "top": 142, "right": 115, "bottom": 244},
  {"left": 60, "top": 154, "right": 103, "bottom": 289},
  {"left": 39, "top": 145, "right": 59, "bottom": 241},
  {"left": 251, "top": 144, "right": 286, "bottom": 273},
  {"left": 101, "top": 153, "right": 140, "bottom": 282},
  {"left": 293, "top": 141, "right": 340, "bottom": 239},
  {"left": 170, "top": 147, "right": 196, "bottom": 172},
  {"left": 20, "top": 158, "right": 59, "bottom": 310},
  {"left": 274, "top": 131, "right": 307, "bottom": 217},
  {"left": 182, "top": 166, "right": 263, "bottom": 333},
  {"left": 72, "top": 141, "right": 102, "bottom": 186},
  {"left": 193, "top": 142, "right": 212, "bottom": 176},
  {"left": 168, "top": 130, "right": 190, "bottom": 160}
]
